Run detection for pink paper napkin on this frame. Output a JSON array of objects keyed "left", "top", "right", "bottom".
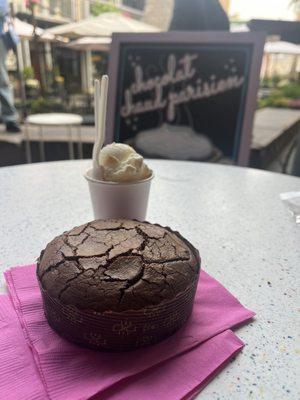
[
  {"left": 0, "top": 295, "right": 47, "bottom": 400},
  {"left": 94, "top": 330, "right": 244, "bottom": 400},
  {"left": 0, "top": 296, "right": 243, "bottom": 400},
  {"left": 3, "top": 264, "right": 254, "bottom": 400}
]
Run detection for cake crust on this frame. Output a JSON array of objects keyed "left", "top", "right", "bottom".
[{"left": 37, "top": 219, "right": 200, "bottom": 313}]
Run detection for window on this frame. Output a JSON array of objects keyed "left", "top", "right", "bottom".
[
  {"left": 49, "top": 0, "right": 72, "bottom": 19},
  {"left": 122, "top": 0, "right": 146, "bottom": 11}
]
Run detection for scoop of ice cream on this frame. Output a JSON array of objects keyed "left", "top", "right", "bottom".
[{"left": 99, "top": 143, "right": 152, "bottom": 183}]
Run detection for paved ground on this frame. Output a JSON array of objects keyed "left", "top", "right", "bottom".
[{"left": 0, "top": 123, "right": 95, "bottom": 144}]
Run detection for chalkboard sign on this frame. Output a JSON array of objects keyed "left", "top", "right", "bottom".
[{"left": 107, "top": 32, "right": 265, "bottom": 165}]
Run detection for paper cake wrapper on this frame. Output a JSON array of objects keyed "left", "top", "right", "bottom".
[{"left": 40, "top": 274, "right": 199, "bottom": 351}]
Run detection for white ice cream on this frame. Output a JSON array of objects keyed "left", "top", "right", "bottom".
[{"left": 99, "top": 143, "right": 152, "bottom": 183}]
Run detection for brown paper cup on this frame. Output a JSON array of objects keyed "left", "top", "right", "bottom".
[{"left": 84, "top": 168, "right": 153, "bottom": 221}]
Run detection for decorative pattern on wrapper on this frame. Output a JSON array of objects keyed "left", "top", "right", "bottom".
[
  {"left": 143, "top": 308, "right": 161, "bottom": 318},
  {"left": 40, "top": 276, "right": 199, "bottom": 351},
  {"left": 143, "top": 322, "right": 158, "bottom": 332},
  {"left": 112, "top": 320, "right": 137, "bottom": 336},
  {"left": 135, "top": 335, "right": 155, "bottom": 348},
  {"left": 40, "top": 279, "right": 198, "bottom": 351},
  {"left": 163, "top": 311, "right": 183, "bottom": 329},
  {"left": 84, "top": 332, "right": 107, "bottom": 348}
]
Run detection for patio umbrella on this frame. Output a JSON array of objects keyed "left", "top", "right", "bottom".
[
  {"left": 264, "top": 41, "right": 300, "bottom": 55},
  {"left": 66, "top": 36, "right": 111, "bottom": 51},
  {"left": 263, "top": 41, "right": 300, "bottom": 80},
  {"left": 13, "top": 17, "right": 55, "bottom": 42},
  {"left": 46, "top": 12, "right": 160, "bottom": 38}
]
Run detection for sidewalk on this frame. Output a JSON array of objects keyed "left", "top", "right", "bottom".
[
  {"left": 0, "top": 123, "right": 95, "bottom": 145},
  {"left": 0, "top": 123, "right": 95, "bottom": 166}
]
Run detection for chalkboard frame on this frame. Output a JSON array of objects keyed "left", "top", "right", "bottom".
[{"left": 107, "top": 32, "right": 265, "bottom": 166}]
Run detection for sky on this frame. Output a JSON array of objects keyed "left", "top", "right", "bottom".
[{"left": 229, "top": 0, "right": 296, "bottom": 21}]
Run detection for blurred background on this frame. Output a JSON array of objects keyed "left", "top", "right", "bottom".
[{"left": 0, "top": 0, "right": 299, "bottom": 174}]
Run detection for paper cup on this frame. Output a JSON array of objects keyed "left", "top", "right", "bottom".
[{"left": 84, "top": 168, "right": 154, "bottom": 221}]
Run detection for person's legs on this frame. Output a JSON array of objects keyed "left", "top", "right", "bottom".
[{"left": 0, "top": 36, "right": 20, "bottom": 131}]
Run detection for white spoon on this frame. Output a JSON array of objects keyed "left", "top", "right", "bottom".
[{"left": 92, "top": 75, "right": 109, "bottom": 180}]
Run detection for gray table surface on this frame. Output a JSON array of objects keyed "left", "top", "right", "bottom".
[{"left": 0, "top": 160, "right": 299, "bottom": 400}]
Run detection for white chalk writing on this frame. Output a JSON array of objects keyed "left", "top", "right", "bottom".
[{"left": 120, "top": 53, "right": 244, "bottom": 121}]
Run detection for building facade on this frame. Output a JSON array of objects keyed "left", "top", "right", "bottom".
[
  {"left": 11, "top": 0, "right": 233, "bottom": 96},
  {"left": 12, "top": 0, "right": 90, "bottom": 23},
  {"left": 141, "top": 0, "right": 230, "bottom": 30},
  {"left": 10, "top": 0, "right": 91, "bottom": 93},
  {"left": 142, "top": 0, "right": 173, "bottom": 29}
]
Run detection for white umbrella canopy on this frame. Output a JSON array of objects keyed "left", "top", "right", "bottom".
[
  {"left": 46, "top": 12, "right": 160, "bottom": 38},
  {"left": 66, "top": 36, "right": 111, "bottom": 51},
  {"left": 264, "top": 41, "right": 300, "bottom": 55},
  {"left": 13, "top": 17, "right": 55, "bottom": 41}
]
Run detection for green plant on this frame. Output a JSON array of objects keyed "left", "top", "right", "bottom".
[
  {"left": 261, "top": 75, "right": 283, "bottom": 89},
  {"left": 280, "top": 83, "right": 300, "bottom": 99},
  {"left": 90, "top": 1, "right": 119, "bottom": 16},
  {"left": 53, "top": 65, "right": 61, "bottom": 77},
  {"left": 258, "top": 82, "right": 300, "bottom": 109},
  {"left": 272, "top": 75, "right": 282, "bottom": 87},
  {"left": 22, "top": 66, "right": 35, "bottom": 80},
  {"left": 258, "top": 94, "right": 289, "bottom": 109}
]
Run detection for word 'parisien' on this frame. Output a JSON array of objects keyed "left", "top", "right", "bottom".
[{"left": 121, "top": 53, "right": 244, "bottom": 121}]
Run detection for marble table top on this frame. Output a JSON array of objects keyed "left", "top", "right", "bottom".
[{"left": 0, "top": 159, "right": 299, "bottom": 399}]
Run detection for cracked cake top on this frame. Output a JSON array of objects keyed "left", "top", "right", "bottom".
[{"left": 37, "top": 219, "right": 200, "bottom": 312}]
